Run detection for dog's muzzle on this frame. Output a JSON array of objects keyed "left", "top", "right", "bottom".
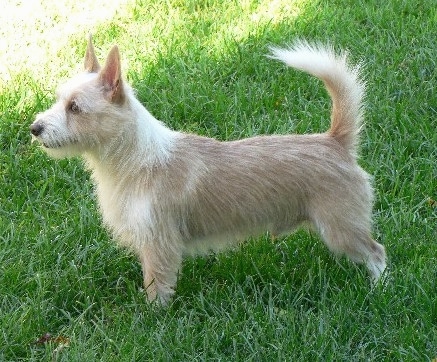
[{"left": 30, "top": 122, "right": 44, "bottom": 137}]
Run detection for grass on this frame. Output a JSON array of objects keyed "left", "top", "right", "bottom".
[{"left": 1, "top": 0, "right": 436, "bottom": 360}]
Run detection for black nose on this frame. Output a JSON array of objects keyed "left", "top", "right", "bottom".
[{"left": 30, "top": 122, "right": 44, "bottom": 136}]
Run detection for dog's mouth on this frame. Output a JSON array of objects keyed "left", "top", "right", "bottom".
[
  {"left": 32, "top": 135, "right": 77, "bottom": 150},
  {"left": 44, "top": 140, "right": 79, "bottom": 149},
  {"left": 42, "top": 141, "right": 62, "bottom": 149}
]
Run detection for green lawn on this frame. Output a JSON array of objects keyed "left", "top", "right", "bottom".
[{"left": 1, "top": 0, "right": 436, "bottom": 360}]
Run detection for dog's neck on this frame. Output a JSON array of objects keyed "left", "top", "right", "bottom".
[{"left": 84, "top": 91, "right": 177, "bottom": 183}]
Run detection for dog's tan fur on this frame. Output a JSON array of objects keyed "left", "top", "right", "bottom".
[{"left": 30, "top": 37, "right": 386, "bottom": 304}]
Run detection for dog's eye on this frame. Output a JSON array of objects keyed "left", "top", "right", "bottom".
[{"left": 68, "top": 100, "right": 81, "bottom": 113}]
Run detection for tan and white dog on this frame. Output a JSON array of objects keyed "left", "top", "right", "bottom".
[{"left": 30, "top": 37, "right": 386, "bottom": 304}]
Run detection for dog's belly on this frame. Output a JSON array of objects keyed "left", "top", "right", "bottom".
[
  {"left": 182, "top": 218, "right": 303, "bottom": 256},
  {"left": 184, "top": 234, "right": 243, "bottom": 256}
]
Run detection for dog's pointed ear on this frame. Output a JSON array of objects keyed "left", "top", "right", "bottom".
[
  {"left": 84, "top": 35, "right": 101, "bottom": 73},
  {"left": 99, "top": 45, "right": 125, "bottom": 104}
]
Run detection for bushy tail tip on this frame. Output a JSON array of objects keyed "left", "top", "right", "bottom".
[{"left": 269, "top": 40, "right": 366, "bottom": 157}]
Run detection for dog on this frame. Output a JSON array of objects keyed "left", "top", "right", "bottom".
[{"left": 30, "top": 36, "right": 386, "bottom": 304}]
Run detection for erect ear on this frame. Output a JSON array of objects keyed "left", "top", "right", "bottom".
[
  {"left": 99, "top": 45, "right": 125, "bottom": 104},
  {"left": 84, "top": 35, "right": 101, "bottom": 73}
]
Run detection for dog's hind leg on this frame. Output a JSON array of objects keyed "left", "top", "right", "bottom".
[{"left": 310, "top": 211, "right": 386, "bottom": 282}]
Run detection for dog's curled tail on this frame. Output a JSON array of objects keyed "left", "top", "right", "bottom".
[{"left": 269, "top": 41, "right": 366, "bottom": 157}]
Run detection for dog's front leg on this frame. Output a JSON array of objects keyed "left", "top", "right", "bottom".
[{"left": 138, "top": 243, "right": 182, "bottom": 305}]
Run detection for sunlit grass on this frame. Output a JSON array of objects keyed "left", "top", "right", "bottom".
[
  {"left": 0, "top": 0, "right": 129, "bottom": 84},
  {"left": 0, "top": 0, "right": 308, "bottom": 86}
]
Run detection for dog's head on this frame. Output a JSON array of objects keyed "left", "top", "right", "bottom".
[{"left": 30, "top": 36, "right": 129, "bottom": 158}]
